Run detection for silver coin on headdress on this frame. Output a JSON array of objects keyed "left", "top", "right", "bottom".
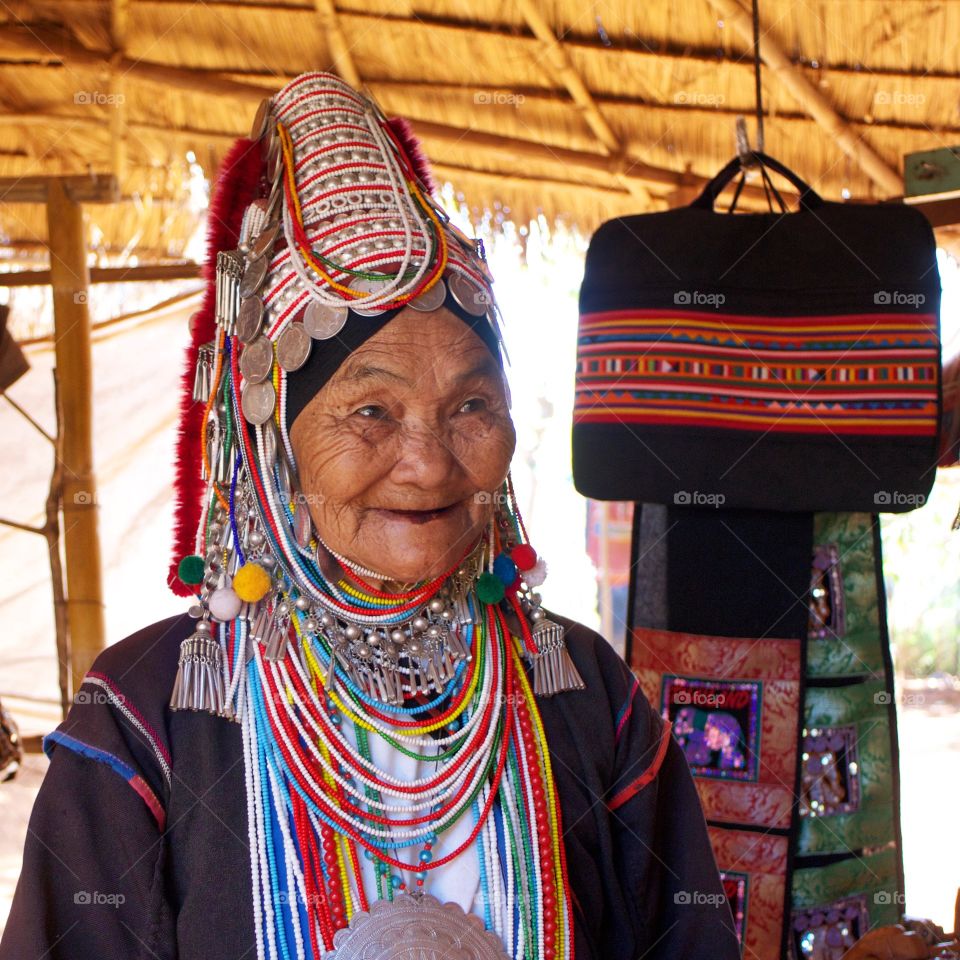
[
  {"left": 266, "top": 174, "right": 283, "bottom": 219},
  {"left": 241, "top": 381, "right": 276, "bottom": 425},
  {"left": 303, "top": 300, "right": 349, "bottom": 340},
  {"left": 240, "top": 254, "right": 270, "bottom": 299},
  {"left": 448, "top": 272, "right": 490, "bottom": 318},
  {"left": 236, "top": 296, "right": 265, "bottom": 343},
  {"left": 276, "top": 322, "right": 312, "bottom": 372},
  {"left": 262, "top": 125, "right": 279, "bottom": 160},
  {"left": 408, "top": 277, "right": 447, "bottom": 313},
  {"left": 348, "top": 276, "right": 391, "bottom": 317},
  {"left": 250, "top": 97, "right": 273, "bottom": 141},
  {"left": 239, "top": 335, "right": 274, "bottom": 384},
  {"left": 266, "top": 143, "right": 283, "bottom": 184},
  {"left": 251, "top": 221, "right": 280, "bottom": 261}
]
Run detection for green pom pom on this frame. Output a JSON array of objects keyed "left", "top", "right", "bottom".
[
  {"left": 476, "top": 571, "right": 505, "bottom": 605},
  {"left": 178, "top": 554, "right": 205, "bottom": 585}
]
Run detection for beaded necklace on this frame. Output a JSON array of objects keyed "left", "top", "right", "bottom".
[{"left": 201, "top": 548, "right": 573, "bottom": 959}]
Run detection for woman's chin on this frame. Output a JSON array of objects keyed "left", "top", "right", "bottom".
[{"left": 353, "top": 528, "right": 482, "bottom": 583}]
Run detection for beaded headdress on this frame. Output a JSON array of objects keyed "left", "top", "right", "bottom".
[
  {"left": 165, "top": 72, "right": 583, "bottom": 959},
  {"left": 167, "top": 71, "right": 584, "bottom": 717}
]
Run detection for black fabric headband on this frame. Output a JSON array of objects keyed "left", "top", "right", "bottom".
[{"left": 284, "top": 283, "right": 503, "bottom": 433}]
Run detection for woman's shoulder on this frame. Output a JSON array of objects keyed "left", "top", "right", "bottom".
[
  {"left": 540, "top": 610, "right": 658, "bottom": 743},
  {"left": 44, "top": 613, "right": 195, "bottom": 807},
  {"left": 548, "top": 611, "right": 639, "bottom": 697},
  {"left": 83, "top": 611, "right": 194, "bottom": 701}
]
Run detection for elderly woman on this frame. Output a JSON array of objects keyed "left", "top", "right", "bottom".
[{"left": 0, "top": 74, "right": 739, "bottom": 960}]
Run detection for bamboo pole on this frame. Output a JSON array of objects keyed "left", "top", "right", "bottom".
[
  {"left": 109, "top": 0, "right": 130, "bottom": 182},
  {"left": 515, "top": 0, "right": 651, "bottom": 206},
  {"left": 312, "top": 0, "right": 362, "bottom": 89},
  {"left": 703, "top": 0, "right": 902, "bottom": 196},
  {"left": 44, "top": 178, "right": 106, "bottom": 696},
  {"left": 0, "top": 261, "right": 202, "bottom": 287}
]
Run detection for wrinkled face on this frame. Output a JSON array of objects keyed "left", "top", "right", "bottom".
[{"left": 289, "top": 307, "right": 515, "bottom": 584}]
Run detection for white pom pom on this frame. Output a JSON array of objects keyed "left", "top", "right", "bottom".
[
  {"left": 209, "top": 587, "right": 242, "bottom": 622},
  {"left": 524, "top": 557, "right": 548, "bottom": 587}
]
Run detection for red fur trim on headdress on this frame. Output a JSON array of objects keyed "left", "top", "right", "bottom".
[
  {"left": 167, "top": 137, "right": 264, "bottom": 596},
  {"left": 385, "top": 117, "right": 436, "bottom": 196}
]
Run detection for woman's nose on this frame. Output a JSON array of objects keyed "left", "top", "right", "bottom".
[{"left": 388, "top": 420, "right": 460, "bottom": 489}]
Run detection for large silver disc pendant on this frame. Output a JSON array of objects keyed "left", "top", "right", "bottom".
[{"left": 329, "top": 894, "right": 509, "bottom": 959}]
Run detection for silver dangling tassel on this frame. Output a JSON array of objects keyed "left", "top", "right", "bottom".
[
  {"left": 264, "top": 600, "right": 291, "bottom": 662},
  {"left": 531, "top": 617, "right": 585, "bottom": 698},
  {"left": 264, "top": 622, "right": 289, "bottom": 662},
  {"left": 192, "top": 341, "right": 216, "bottom": 403},
  {"left": 169, "top": 619, "right": 229, "bottom": 715},
  {"left": 215, "top": 250, "right": 244, "bottom": 335},
  {"left": 443, "top": 623, "right": 471, "bottom": 660},
  {"left": 202, "top": 410, "right": 218, "bottom": 482}
]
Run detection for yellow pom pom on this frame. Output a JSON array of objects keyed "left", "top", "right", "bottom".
[{"left": 233, "top": 563, "right": 272, "bottom": 603}]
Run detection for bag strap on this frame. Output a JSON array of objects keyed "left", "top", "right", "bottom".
[{"left": 691, "top": 151, "right": 824, "bottom": 212}]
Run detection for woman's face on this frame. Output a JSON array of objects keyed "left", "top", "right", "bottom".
[{"left": 289, "top": 307, "right": 515, "bottom": 584}]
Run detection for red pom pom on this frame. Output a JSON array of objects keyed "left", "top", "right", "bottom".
[
  {"left": 168, "top": 136, "right": 264, "bottom": 598},
  {"left": 511, "top": 544, "right": 537, "bottom": 571}
]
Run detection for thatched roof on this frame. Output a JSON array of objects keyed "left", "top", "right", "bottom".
[{"left": 2, "top": 0, "right": 960, "bottom": 265}]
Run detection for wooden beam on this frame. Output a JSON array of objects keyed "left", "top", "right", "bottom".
[
  {"left": 902, "top": 193, "right": 960, "bottom": 228},
  {"left": 0, "top": 262, "right": 202, "bottom": 286},
  {"left": 409, "top": 119, "right": 793, "bottom": 206},
  {"left": 312, "top": 0, "right": 361, "bottom": 88},
  {"left": 3, "top": 87, "right": 959, "bottom": 156},
  {"left": 0, "top": 24, "right": 273, "bottom": 101},
  {"left": 433, "top": 160, "right": 791, "bottom": 213},
  {"left": 109, "top": 0, "right": 130, "bottom": 182},
  {"left": 515, "top": 0, "right": 617, "bottom": 154},
  {"left": 703, "top": 0, "right": 902, "bottom": 196},
  {"left": 0, "top": 174, "right": 119, "bottom": 203},
  {"left": 431, "top": 161, "right": 633, "bottom": 199},
  {"left": 45, "top": 178, "right": 106, "bottom": 697},
  {"left": 0, "top": 111, "right": 794, "bottom": 208},
  {"left": 14, "top": 7, "right": 960, "bottom": 95},
  {"left": 514, "top": 0, "right": 650, "bottom": 205},
  {"left": 368, "top": 79, "right": 960, "bottom": 138}
]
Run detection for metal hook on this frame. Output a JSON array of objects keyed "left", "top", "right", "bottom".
[{"left": 735, "top": 116, "right": 759, "bottom": 171}]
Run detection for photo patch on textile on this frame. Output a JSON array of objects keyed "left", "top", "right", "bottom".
[
  {"left": 789, "top": 894, "right": 869, "bottom": 960},
  {"left": 800, "top": 725, "right": 861, "bottom": 818},
  {"left": 661, "top": 676, "right": 761, "bottom": 782},
  {"left": 719, "top": 870, "right": 749, "bottom": 946},
  {"left": 808, "top": 543, "right": 845, "bottom": 641}
]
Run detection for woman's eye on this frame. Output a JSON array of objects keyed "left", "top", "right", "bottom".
[
  {"left": 354, "top": 404, "right": 388, "bottom": 419},
  {"left": 458, "top": 397, "right": 487, "bottom": 414}
]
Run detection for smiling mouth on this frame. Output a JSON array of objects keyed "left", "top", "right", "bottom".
[{"left": 377, "top": 501, "right": 462, "bottom": 524}]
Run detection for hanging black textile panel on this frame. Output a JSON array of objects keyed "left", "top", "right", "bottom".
[{"left": 573, "top": 154, "right": 942, "bottom": 512}]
